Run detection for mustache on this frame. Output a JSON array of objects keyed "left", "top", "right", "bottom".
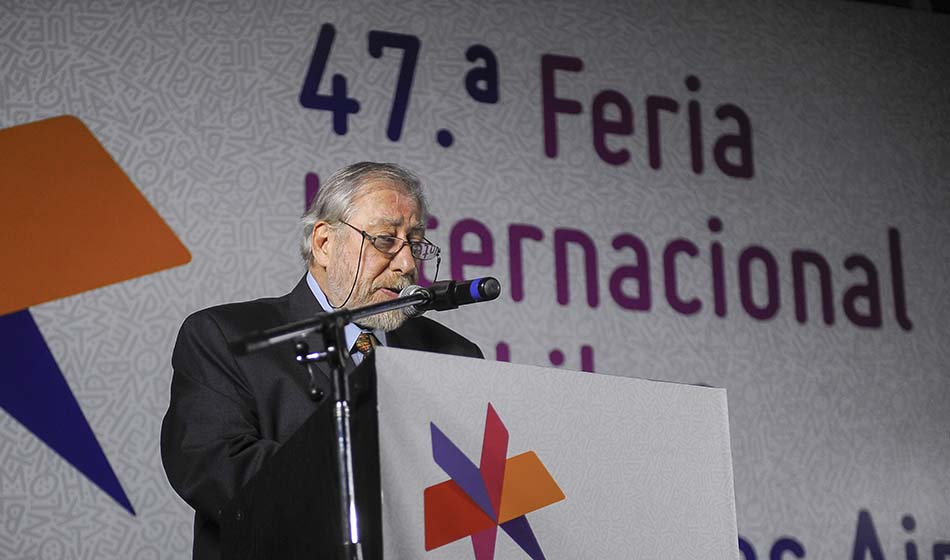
[{"left": 373, "top": 274, "right": 415, "bottom": 292}]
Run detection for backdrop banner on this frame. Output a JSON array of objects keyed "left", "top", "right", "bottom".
[{"left": 1, "top": 1, "right": 947, "bottom": 558}]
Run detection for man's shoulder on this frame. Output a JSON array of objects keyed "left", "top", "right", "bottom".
[
  {"left": 179, "top": 294, "right": 290, "bottom": 341},
  {"left": 389, "top": 316, "right": 484, "bottom": 359}
]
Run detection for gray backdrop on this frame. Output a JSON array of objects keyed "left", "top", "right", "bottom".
[{"left": 1, "top": 0, "right": 948, "bottom": 558}]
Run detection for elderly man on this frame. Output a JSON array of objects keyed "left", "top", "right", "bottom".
[{"left": 161, "top": 162, "right": 482, "bottom": 559}]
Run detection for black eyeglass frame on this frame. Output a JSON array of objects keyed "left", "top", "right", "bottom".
[{"left": 340, "top": 221, "right": 441, "bottom": 261}]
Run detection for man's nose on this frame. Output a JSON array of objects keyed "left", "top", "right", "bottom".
[{"left": 389, "top": 242, "right": 417, "bottom": 276}]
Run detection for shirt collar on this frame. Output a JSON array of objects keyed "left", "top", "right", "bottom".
[{"left": 306, "top": 271, "right": 386, "bottom": 362}]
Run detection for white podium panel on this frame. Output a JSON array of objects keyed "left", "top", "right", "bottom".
[{"left": 375, "top": 347, "right": 738, "bottom": 559}]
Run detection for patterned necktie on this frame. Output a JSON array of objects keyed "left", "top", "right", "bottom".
[{"left": 352, "top": 332, "right": 378, "bottom": 357}]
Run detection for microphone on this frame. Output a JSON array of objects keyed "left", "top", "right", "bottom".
[{"left": 400, "top": 277, "right": 501, "bottom": 317}]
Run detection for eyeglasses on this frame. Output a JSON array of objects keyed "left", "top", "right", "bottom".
[{"left": 340, "top": 221, "right": 441, "bottom": 261}]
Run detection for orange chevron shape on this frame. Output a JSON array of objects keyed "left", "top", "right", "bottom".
[
  {"left": 497, "top": 451, "right": 565, "bottom": 524},
  {"left": 0, "top": 115, "right": 190, "bottom": 315},
  {"left": 424, "top": 451, "right": 565, "bottom": 550}
]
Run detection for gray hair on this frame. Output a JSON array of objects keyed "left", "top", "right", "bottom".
[{"left": 300, "top": 162, "right": 429, "bottom": 264}]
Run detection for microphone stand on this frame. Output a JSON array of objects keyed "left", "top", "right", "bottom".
[{"left": 232, "top": 290, "right": 430, "bottom": 560}]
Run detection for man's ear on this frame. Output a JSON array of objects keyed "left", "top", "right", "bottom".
[{"left": 311, "top": 221, "right": 332, "bottom": 267}]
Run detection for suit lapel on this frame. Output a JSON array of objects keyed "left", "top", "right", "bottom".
[
  {"left": 386, "top": 320, "right": 425, "bottom": 351},
  {"left": 285, "top": 274, "right": 338, "bottom": 388},
  {"left": 288, "top": 273, "right": 324, "bottom": 322}
]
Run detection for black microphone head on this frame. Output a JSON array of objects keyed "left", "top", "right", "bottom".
[
  {"left": 400, "top": 284, "right": 427, "bottom": 317},
  {"left": 478, "top": 277, "right": 501, "bottom": 301}
]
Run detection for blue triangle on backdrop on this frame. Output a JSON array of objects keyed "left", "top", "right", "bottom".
[{"left": 0, "top": 309, "right": 135, "bottom": 515}]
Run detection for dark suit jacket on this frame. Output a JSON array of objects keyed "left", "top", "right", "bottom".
[{"left": 160, "top": 275, "right": 482, "bottom": 559}]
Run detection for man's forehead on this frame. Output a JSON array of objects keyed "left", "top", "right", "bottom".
[
  {"left": 351, "top": 181, "right": 424, "bottom": 229},
  {"left": 363, "top": 215, "right": 425, "bottom": 230}
]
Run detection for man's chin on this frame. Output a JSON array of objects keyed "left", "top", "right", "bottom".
[{"left": 344, "top": 287, "right": 413, "bottom": 330}]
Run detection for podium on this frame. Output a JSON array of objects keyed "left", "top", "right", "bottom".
[{"left": 221, "top": 348, "right": 738, "bottom": 559}]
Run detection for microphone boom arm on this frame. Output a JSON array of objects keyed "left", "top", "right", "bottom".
[{"left": 231, "top": 290, "right": 431, "bottom": 355}]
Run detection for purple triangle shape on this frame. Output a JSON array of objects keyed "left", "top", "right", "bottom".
[
  {"left": 501, "top": 516, "right": 545, "bottom": 560},
  {"left": 430, "top": 422, "right": 496, "bottom": 520},
  {"left": 0, "top": 309, "right": 135, "bottom": 515}
]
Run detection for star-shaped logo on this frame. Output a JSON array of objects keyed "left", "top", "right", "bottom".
[{"left": 424, "top": 403, "right": 565, "bottom": 559}]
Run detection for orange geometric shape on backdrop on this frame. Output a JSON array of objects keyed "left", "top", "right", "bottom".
[{"left": 0, "top": 115, "right": 191, "bottom": 315}]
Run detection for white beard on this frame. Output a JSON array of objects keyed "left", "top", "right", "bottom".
[
  {"left": 325, "top": 247, "right": 415, "bottom": 332},
  {"left": 355, "top": 307, "right": 408, "bottom": 332}
]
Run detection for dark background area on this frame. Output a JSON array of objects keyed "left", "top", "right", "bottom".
[{"left": 850, "top": 0, "right": 950, "bottom": 13}]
